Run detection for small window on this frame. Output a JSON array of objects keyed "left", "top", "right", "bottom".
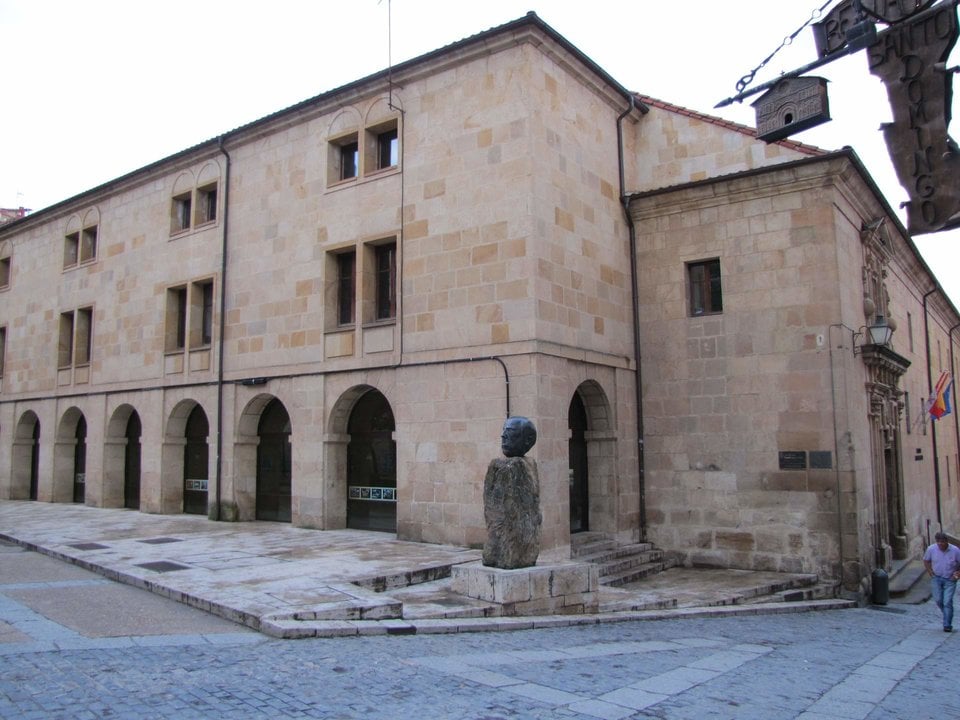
[
  {"left": 377, "top": 128, "right": 399, "bottom": 170},
  {"left": 166, "top": 286, "right": 188, "bottom": 352},
  {"left": 196, "top": 184, "right": 217, "bottom": 226},
  {"left": 329, "top": 133, "right": 360, "bottom": 184},
  {"left": 0, "top": 257, "right": 9, "bottom": 289},
  {"left": 75, "top": 307, "right": 93, "bottom": 365},
  {"left": 688, "top": 259, "right": 722, "bottom": 316},
  {"left": 64, "top": 232, "right": 79, "bottom": 268},
  {"left": 340, "top": 141, "right": 359, "bottom": 180},
  {"left": 0, "top": 326, "right": 6, "bottom": 379},
  {"left": 172, "top": 193, "right": 192, "bottom": 234},
  {"left": 80, "top": 226, "right": 97, "bottom": 263},
  {"left": 375, "top": 243, "right": 397, "bottom": 320},
  {"left": 337, "top": 251, "right": 356, "bottom": 325},
  {"left": 58, "top": 312, "right": 74, "bottom": 368}
]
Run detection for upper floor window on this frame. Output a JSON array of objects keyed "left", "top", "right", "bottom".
[
  {"left": 0, "top": 326, "right": 6, "bottom": 379},
  {"left": 166, "top": 279, "right": 214, "bottom": 352},
  {"left": 375, "top": 242, "right": 397, "bottom": 321},
  {"left": 688, "top": 259, "right": 722, "bottom": 316},
  {"left": 197, "top": 184, "right": 218, "bottom": 226},
  {"left": 170, "top": 181, "right": 219, "bottom": 235},
  {"left": 337, "top": 251, "right": 356, "bottom": 325},
  {"left": 0, "top": 257, "right": 9, "bottom": 289},
  {"left": 328, "top": 116, "right": 401, "bottom": 187},
  {"left": 58, "top": 307, "right": 93, "bottom": 368},
  {"left": 63, "top": 225, "right": 98, "bottom": 268}
]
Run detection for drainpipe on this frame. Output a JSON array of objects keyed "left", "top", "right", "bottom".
[
  {"left": 922, "top": 289, "right": 942, "bottom": 528},
  {"left": 214, "top": 137, "right": 232, "bottom": 521},
  {"left": 617, "top": 95, "right": 647, "bottom": 541}
]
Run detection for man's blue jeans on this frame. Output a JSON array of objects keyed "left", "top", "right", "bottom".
[{"left": 931, "top": 576, "right": 957, "bottom": 628}]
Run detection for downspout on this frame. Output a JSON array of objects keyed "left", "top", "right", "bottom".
[
  {"left": 214, "top": 137, "right": 231, "bottom": 521},
  {"left": 923, "top": 288, "right": 942, "bottom": 528},
  {"left": 617, "top": 95, "right": 647, "bottom": 541}
]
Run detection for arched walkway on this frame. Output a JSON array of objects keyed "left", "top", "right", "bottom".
[
  {"left": 568, "top": 380, "right": 617, "bottom": 535},
  {"left": 54, "top": 407, "right": 86, "bottom": 503},
  {"left": 12, "top": 411, "right": 40, "bottom": 500},
  {"left": 345, "top": 388, "right": 396, "bottom": 532},
  {"left": 256, "top": 398, "right": 292, "bottom": 522}
]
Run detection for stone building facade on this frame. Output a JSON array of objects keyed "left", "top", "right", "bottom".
[{"left": 0, "top": 13, "right": 957, "bottom": 596}]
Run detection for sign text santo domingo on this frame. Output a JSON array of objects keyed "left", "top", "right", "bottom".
[{"left": 868, "top": 2, "right": 960, "bottom": 234}]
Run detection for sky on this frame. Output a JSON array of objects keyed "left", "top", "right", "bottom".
[{"left": 1, "top": 0, "right": 958, "bottom": 306}]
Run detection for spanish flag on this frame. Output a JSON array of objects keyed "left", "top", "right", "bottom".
[{"left": 930, "top": 372, "right": 953, "bottom": 420}]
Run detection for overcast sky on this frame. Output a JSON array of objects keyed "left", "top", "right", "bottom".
[{"left": 2, "top": 0, "right": 958, "bottom": 306}]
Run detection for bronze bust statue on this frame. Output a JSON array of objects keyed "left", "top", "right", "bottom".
[{"left": 500, "top": 416, "right": 537, "bottom": 458}]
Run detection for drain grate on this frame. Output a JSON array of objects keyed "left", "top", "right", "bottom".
[
  {"left": 136, "top": 560, "right": 191, "bottom": 573},
  {"left": 68, "top": 542, "right": 109, "bottom": 551},
  {"left": 137, "top": 537, "right": 182, "bottom": 545}
]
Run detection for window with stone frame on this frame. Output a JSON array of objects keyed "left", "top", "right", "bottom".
[
  {"left": 374, "top": 242, "right": 397, "bottom": 321},
  {"left": 337, "top": 251, "right": 356, "bottom": 326},
  {"left": 196, "top": 183, "right": 218, "bottom": 226},
  {"left": 0, "top": 257, "right": 9, "bottom": 289},
  {"left": 687, "top": 259, "right": 722, "bottom": 316}
]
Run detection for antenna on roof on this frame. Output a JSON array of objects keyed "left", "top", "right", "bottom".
[{"left": 379, "top": 0, "right": 398, "bottom": 110}]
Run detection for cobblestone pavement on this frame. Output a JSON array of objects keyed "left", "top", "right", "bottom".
[{"left": 1, "top": 543, "right": 954, "bottom": 720}]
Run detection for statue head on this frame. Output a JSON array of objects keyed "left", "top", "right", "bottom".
[{"left": 500, "top": 416, "right": 537, "bottom": 458}]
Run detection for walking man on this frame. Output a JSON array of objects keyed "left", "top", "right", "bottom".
[{"left": 923, "top": 531, "right": 960, "bottom": 632}]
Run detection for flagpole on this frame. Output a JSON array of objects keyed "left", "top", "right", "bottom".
[{"left": 923, "top": 289, "right": 943, "bottom": 529}]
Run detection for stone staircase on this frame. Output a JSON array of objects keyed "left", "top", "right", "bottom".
[{"left": 571, "top": 532, "right": 677, "bottom": 586}]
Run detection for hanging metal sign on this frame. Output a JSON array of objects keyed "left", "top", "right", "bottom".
[
  {"left": 868, "top": 0, "right": 960, "bottom": 233},
  {"left": 813, "top": 0, "right": 937, "bottom": 56}
]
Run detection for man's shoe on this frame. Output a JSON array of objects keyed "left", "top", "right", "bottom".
[{"left": 944, "top": 626, "right": 953, "bottom": 633}]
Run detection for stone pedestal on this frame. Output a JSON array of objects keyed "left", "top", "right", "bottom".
[
  {"left": 483, "top": 456, "right": 541, "bottom": 569},
  {"left": 451, "top": 562, "right": 599, "bottom": 616}
]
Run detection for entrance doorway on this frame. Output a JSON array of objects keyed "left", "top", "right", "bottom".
[
  {"left": 73, "top": 416, "right": 87, "bottom": 503},
  {"left": 124, "top": 412, "right": 141, "bottom": 509},
  {"left": 569, "top": 392, "right": 589, "bottom": 533},
  {"left": 183, "top": 405, "right": 209, "bottom": 515},
  {"left": 256, "top": 399, "right": 292, "bottom": 522},
  {"left": 29, "top": 422, "right": 40, "bottom": 501},
  {"left": 347, "top": 390, "right": 396, "bottom": 532}
]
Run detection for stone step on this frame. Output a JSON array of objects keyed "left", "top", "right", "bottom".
[
  {"left": 594, "top": 550, "right": 663, "bottom": 578},
  {"left": 601, "top": 558, "right": 678, "bottom": 587},
  {"left": 888, "top": 559, "right": 926, "bottom": 597},
  {"left": 741, "top": 581, "right": 836, "bottom": 605},
  {"left": 574, "top": 543, "right": 656, "bottom": 564}
]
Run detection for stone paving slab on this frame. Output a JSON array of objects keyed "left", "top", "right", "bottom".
[{"left": 0, "top": 500, "right": 860, "bottom": 637}]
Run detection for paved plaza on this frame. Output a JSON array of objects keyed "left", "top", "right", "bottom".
[
  {"left": 0, "top": 539, "right": 953, "bottom": 719},
  {"left": 0, "top": 501, "right": 953, "bottom": 718}
]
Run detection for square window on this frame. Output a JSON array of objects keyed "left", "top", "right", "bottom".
[
  {"left": 171, "top": 193, "right": 192, "bottom": 234},
  {"left": 337, "top": 251, "right": 356, "bottom": 325},
  {"left": 0, "top": 257, "right": 9, "bottom": 289},
  {"left": 80, "top": 226, "right": 97, "bottom": 263},
  {"left": 328, "top": 133, "right": 360, "bottom": 184},
  {"left": 64, "top": 232, "right": 79, "bottom": 268},
  {"left": 688, "top": 259, "right": 722, "bottom": 316},
  {"left": 196, "top": 184, "right": 217, "bottom": 225},
  {"left": 365, "top": 119, "right": 400, "bottom": 174}
]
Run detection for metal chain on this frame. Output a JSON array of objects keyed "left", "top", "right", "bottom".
[{"left": 735, "top": 0, "right": 837, "bottom": 94}]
